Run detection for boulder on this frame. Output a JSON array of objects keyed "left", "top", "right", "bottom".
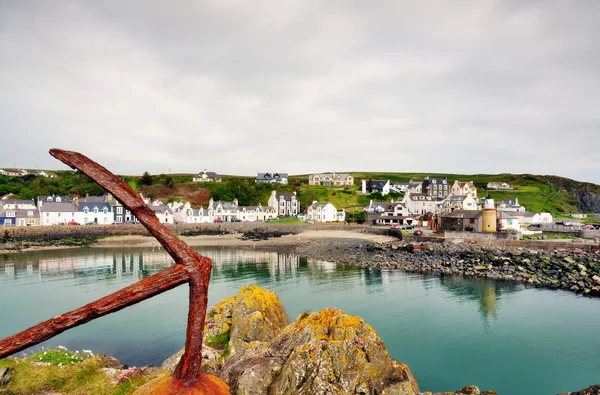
[
  {"left": 219, "top": 308, "right": 420, "bottom": 395},
  {"left": 229, "top": 284, "right": 291, "bottom": 356},
  {"left": 162, "top": 284, "right": 290, "bottom": 375}
]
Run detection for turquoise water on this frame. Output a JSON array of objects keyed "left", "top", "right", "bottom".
[{"left": 1, "top": 247, "right": 599, "bottom": 394}]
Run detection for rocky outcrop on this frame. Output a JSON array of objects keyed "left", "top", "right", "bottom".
[
  {"left": 558, "top": 384, "right": 600, "bottom": 395},
  {"left": 157, "top": 285, "right": 499, "bottom": 394},
  {"left": 162, "top": 284, "right": 290, "bottom": 375},
  {"left": 220, "top": 307, "right": 420, "bottom": 394},
  {"left": 294, "top": 239, "right": 600, "bottom": 297}
]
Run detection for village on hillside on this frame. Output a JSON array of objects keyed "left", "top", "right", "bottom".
[{"left": 1, "top": 167, "right": 591, "bottom": 235}]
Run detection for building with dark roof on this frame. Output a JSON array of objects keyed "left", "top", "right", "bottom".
[
  {"left": 193, "top": 171, "right": 221, "bottom": 182},
  {"left": 361, "top": 179, "right": 391, "bottom": 195},
  {"left": 440, "top": 210, "right": 484, "bottom": 232},
  {"left": 268, "top": 191, "right": 299, "bottom": 217},
  {"left": 256, "top": 172, "right": 288, "bottom": 184}
]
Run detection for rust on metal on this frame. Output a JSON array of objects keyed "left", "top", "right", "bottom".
[{"left": 0, "top": 149, "right": 221, "bottom": 391}]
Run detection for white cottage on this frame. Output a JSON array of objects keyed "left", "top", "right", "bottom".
[{"left": 306, "top": 200, "right": 345, "bottom": 222}]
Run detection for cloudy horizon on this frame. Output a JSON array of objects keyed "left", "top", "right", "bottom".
[{"left": 1, "top": 1, "right": 599, "bottom": 183}]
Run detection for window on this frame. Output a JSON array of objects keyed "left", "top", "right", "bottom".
[
  {"left": 28, "top": 219, "right": 35, "bottom": 224},
  {"left": 58, "top": 213, "right": 61, "bottom": 217},
  {"left": 28, "top": 211, "right": 33, "bottom": 216},
  {"left": 46, "top": 213, "right": 49, "bottom": 217},
  {"left": 117, "top": 207, "right": 123, "bottom": 214}
]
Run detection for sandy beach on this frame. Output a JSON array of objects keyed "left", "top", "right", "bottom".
[{"left": 89, "top": 230, "right": 396, "bottom": 249}]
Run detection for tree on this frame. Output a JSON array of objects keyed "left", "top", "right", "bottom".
[{"left": 141, "top": 171, "right": 153, "bottom": 186}]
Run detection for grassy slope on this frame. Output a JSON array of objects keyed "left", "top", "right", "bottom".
[
  {"left": 128, "top": 172, "right": 590, "bottom": 215},
  {"left": 291, "top": 173, "right": 587, "bottom": 215},
  {"left": 5, "top": 171, "right": 592, "bottom": 216}
]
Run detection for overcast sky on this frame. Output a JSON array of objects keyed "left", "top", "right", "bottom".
[{"left": 1, "top": 1, "right": 599, "bottom": 183}]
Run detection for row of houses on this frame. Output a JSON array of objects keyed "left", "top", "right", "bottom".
[
  {"left": 1, "top": 189, "right": 347, "bottom": 226},
  {"left": 0, "top": 169, "right": 57, "bottom": 178}
]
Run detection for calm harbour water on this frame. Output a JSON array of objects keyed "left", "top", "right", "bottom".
[{"left": 1, "top": 247, "right": 599, "bottom": 394}]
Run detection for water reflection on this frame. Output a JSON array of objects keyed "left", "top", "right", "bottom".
[
  {"left": 439, "top": 276, "right": 524, "bottom": 329},
  {"left": 1, "top": 247, "right": 600, "bottom": 395}
]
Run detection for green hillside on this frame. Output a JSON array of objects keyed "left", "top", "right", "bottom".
[{"left": 1, "top": 171, "right": 597, "bottom": 216}]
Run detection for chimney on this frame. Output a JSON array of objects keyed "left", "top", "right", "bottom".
[{"left": 233, "top": 198, "right": 238, "bottom": 206}]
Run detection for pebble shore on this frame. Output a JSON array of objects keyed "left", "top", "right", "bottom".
[{"left": 294, "top": 239, "right": 600, "bottom": 297}]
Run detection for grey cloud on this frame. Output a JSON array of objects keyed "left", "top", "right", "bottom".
[{"left": 0, "top": 0, "right": 599, "bottom": 183}]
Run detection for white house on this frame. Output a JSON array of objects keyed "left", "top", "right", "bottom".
[
  {"left": 363, "top": 201, "right": 408, "bottom": 217},
  {"left": 306, "top": 200, "right": 345, "bottom": 222},
  {"left": 497, "top": 198, "right": 526, "bottom": 213},
  {"left": 498, "top": 211, "right": 521, "bottom": 231},
  {"left": 407, "top": 180, "right": 423, "bottom": 194},
  {"left": 172, "top": 202, "right": 213, "bottom": 223},
  {"left": 450, "top": 181, "right": 478, "bottom": 199},
  {"left": 40, "top": 202, "right": 78, "bottom": 225},
  {"left": 193, "top": 171, "right": 221, "bottom": 182},
  {"left": 487, "top": 182, "right": 511, "bottom": 190},
  {"left": 361, "top": 180, "right": 391, "bottom": 195},
  {"left": 0, "top": 199, "right": 36, "bottom": 210},
  {"left": 402, "top": 193, "right": 444, "bottom": 215},
  {"left": 75, "top": 202, "right": 113, "bottom": 225},
  {"left": 238, "top": 205, "right": 277, "bottom": 222},
  {"left": 150, "top": 205, "right": 173, "bottom": 224},
  {"left": 209, "top": 198, "right": 240, "bottom": 222},
  {"left": 267, "top": 191, "right": 299, "bottom": 217},
  {"left": 442, "top": 195, "right": 478, "bottom": 212},
  {"left": 37, "top": 195, "right": 70, "bottom": 209}
]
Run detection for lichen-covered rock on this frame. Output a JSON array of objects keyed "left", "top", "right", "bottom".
[
  {"left": 219, "top": 308, "right": 420, "bottom": 395},
  {"left": 162, "top": 284, "right": 290, "bottom": 375},
  {"left": 228, "top": 284, "right": 291, "bottom": 356}
]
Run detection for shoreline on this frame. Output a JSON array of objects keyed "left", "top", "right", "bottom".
[
  {"left": 0, "top": 230, "right": 397, "bottom": 254},
  {"left": 3, "top": 228, "right": 600, "bottom": 297}
]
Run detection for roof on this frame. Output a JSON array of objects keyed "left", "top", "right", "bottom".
[
  {"left": 1, "top": 199, "right": 35, "bottom": 206},
  {"left": 498, "top": 211, "right": 519, "bottom": 219},
  {"left": 214, "top": 201, "right": 238, "bottom": 209},
  {"left": 256, "top": 172, "right": 288, "bottom": 181},
  {"left": 15, "top": 209, "right": 38, "bottom": 217},
  {"left": 39, "top": 202, "right": 77, "bottom": 212},
  {"left": 38, "top": 195, "right": 70, "bottom": 203},
  {"left": 150, "top": 205, "right": 173, "bottom": 214},
  {"left": 195, "top": 171, "right": 219, "bottom": 178},
  {"left": 364, "top": 180, "right": 389, "bottom": 191},
  {"left": 276, "top": 191, "right": 296, "bottom": 199},
  {"left": 80, "top": 196, "right": 106, "bottom": 203},
  {"left": 313, "top": 173, "right": 352, "bottom": 179},
  {"left": 78, "top": 202, "right": 111, "bottom": 212},
  {"left": 442, "top": 210, "right": 483, "bottom": 219},
  {"left": 447, "top": 195, "right": 468, "bottom": 202}
]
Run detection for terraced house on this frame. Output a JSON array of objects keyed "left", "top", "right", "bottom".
[
  {"left": 309, "top": 172, "right": 354, "bottom": 186},
  {"left": 268, "top": 191, "right": 299, "bottom": 217}
]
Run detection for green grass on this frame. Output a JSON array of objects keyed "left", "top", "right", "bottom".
[
  {"left": 206, "top": 329, "right": 231, "bottom": 358},
  {"left": 269, "top": 217, "right": 305, "bottom": 224},
  {"left": 0, "top": 348, "right": 159, "bottom": 395}
]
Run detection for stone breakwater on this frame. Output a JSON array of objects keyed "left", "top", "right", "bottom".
[{"left": 294, "top": 239, "right": 600, "bottom": 297}]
